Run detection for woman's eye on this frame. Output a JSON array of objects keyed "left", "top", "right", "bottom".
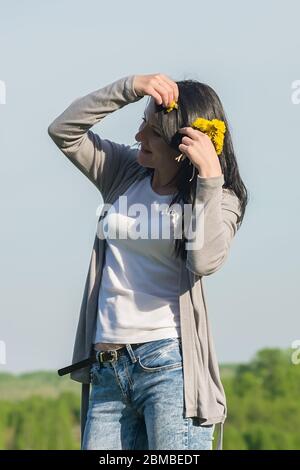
[{"left": 141, "top": 117, "right": 160, "bottom": 136}]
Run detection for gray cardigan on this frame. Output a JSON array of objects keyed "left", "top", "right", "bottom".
[{"left": 48, "top": 74, "right": 242, "bottom": 450}]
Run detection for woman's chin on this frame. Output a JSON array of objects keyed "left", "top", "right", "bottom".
[{"left": 137, "top": 151, "right": 153, "bottom": 167}]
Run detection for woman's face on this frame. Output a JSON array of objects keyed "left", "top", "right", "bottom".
[{"left": 134, "top": 98, "right": 179, "bottom": 172}]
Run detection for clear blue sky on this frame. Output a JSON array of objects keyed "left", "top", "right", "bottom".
[{"left": 0, "top": 0, "right": 299, "bottom": 373}]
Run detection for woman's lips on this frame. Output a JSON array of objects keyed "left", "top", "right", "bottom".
[{"left": 141, "top": 145, "right": 151, "bottom": 153}]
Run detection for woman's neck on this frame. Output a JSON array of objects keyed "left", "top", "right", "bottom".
[{"left": 151, "top": 170, "right": 178, "bottom": 195}]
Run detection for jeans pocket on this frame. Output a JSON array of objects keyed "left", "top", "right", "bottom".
[
  {"left": 137, "top": 338, "right": 183, "bottom": 372},
  {"left": 197, "top": 423, "right": 215, "bottom": 440}
]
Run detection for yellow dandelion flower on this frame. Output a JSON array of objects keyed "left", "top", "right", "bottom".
[
  {"left": 165, "top": 100, "right": 178, "bottom": 113},
  {"left": 211, "top": 119, "right": 226, "bottom": 133},
  {"left": 190, "top": 117, "right": 226, "bottom": 155},
  {"left": 191, "top": 117, "right": 210, "bottom": 132}
]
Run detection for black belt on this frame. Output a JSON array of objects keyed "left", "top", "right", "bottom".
[{"left": 57, "top": 344, "right": 143, "bottom": 377}]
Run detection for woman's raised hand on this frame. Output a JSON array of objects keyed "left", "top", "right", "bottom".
[{"left": 132, "top": 73, "right": 179, "bottom": 108}]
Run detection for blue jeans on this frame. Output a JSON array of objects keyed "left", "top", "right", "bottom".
[{"left": 82, "top": 337, "right": 215, "bottom": 450}]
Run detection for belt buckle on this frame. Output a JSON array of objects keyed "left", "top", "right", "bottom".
[{"left": 99, "top": 350, "right": 118, "bottom": 363}]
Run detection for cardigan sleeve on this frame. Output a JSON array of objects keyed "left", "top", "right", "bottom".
[
  {"left": 185, "top": 174, "right": 242, "bottom": 276},
  {"left": 47, "top": 75, "right": 143, "bottom": 195}
]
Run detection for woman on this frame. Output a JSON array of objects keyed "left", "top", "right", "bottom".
[{"left": 48, "top": 73, "right": 248, "bottom": 450}]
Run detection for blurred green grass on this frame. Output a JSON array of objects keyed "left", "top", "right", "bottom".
[
  {"left": 0, "top": 371, "right": 81, "bottom": 401},
  {"left": 0, "top": 364, "right": 239, "bottom": 401}
]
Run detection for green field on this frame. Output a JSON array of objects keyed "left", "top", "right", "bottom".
[{"left": 0, "top": 348, "right": 299, "bottom": 450}]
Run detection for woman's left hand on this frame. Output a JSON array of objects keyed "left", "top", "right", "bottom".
[{"left": 178, "top": 127, "right": 223, "bottom": 178}]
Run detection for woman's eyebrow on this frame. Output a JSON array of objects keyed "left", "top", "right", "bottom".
[{"left": 143, "top": 114, "right": 161, "bottom": 133}]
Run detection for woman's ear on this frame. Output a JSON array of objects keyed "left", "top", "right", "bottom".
[{"left": 171, "top": 130, "right": 184, "bottom": 149}]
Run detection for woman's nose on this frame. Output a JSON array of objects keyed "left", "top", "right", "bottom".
[{"left": 135, "top": 126, "right": 144, "bottom": 141}]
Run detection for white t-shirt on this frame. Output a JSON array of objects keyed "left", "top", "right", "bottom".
[{"left": 93, "top": 174, "right": 183, "bottom": 344}]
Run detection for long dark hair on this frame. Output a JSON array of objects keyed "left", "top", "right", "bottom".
[{"left": 133, "top": 79, "right": 248, "bottom": 261}]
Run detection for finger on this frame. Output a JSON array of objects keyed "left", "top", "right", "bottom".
[
  {"left": 159, "top": 75, "right": 179, "bottom": 102},
  {"left": 179, "top": 127, "right": 205, "bottom": 138},
  {"left": 181, "top": 136, "right": 194, "bottom": 145},
  {"left": 178, "top": 143, "right": 191, "bottom": 159},
  {"left": 154, "top": 77, "right": 176, "bottom": 107},
  {"left": 155, "top": 76, "right": 174, "bottom": 105},
  {"left": 153, "top": 82, "right": 170, "bottom": 107},
  {"left": 149, "top": 88, "right": 164, "bottom": 105}
]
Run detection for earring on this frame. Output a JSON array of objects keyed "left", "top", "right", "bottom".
[
  {"left": 189, "top": 164, "right": 196, "bottom": 182},
  {"left": 175, "top": 153, "right": 195, "bottom": 181},
  {"left": 175, "top": 153, "right": 186, "bottom": 162}
]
